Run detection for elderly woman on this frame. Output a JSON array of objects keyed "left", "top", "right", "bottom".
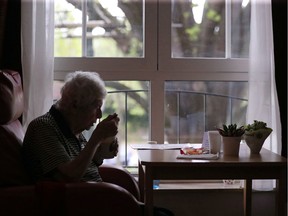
[
  {"left": 22, "top": 71, "right": 119, "bottom": 182},
  {"left": 23, "top": 71, "right": 175, "bottom": 216}
]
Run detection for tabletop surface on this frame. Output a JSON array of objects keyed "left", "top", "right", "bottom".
[
  {"left": 137, "top": 144, "right": 287, "bottom": 167},
  {"left": 137, "top": 144, "right": 287, "bottom": 216}
]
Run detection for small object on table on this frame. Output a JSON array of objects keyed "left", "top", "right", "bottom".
[{"left": 177, "top": 147, "right": 219, "bottom": 160}]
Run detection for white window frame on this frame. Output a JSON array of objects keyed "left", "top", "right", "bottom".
[{"left": 54, "top": 0, "right": 249, "bottom": 144}]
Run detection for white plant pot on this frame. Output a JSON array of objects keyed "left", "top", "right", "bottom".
[
  {"left": 244, "top": 128, "right": 272, "bottom": 154},
  {"left": 221, "top": 136, "right": 242, "bottom": 156}
]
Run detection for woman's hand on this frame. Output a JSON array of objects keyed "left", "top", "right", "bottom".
[
  {"left": 90, "top": 113, "right": 120, "bottom": 145},
  {"left": 109, "top": 138, "right": 119, "bottom": 156}
]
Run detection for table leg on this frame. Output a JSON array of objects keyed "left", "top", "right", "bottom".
[
  {"left": 144, "top": 166, "right": 154, "bottom": 216},
  {"left": 276, "top": 169, "right": 287, "bottom": 216},
  {"left": 138, "top": 161, "right": 144, "bottom": 202},
  {"left": 244, "top": 179, "right": 252, "bottom": 216}
]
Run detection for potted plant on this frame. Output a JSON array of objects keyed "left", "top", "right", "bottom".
[
  {"left": 217, "top": 124, "right": 245, "bottom": 156},
  {"left": 244, "top": 120, "right": 273, "bottom": 154}
]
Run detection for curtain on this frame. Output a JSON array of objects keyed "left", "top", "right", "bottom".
[
  {"left": 247, "top": 0, "right": 281, "bottom": 190},
  {"left": 272, "top": 0, "right": 287, "bottom": 158},
  {"left": 21, "top": 0, "right": 54, "bottom": 130},
  {"left": 0, "top": 0, "right": 22, "bottom": 73}
]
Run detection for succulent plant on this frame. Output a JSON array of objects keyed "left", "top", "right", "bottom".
[
  {"left": 244, "top": 120, "right": 272, "bottom": 138},
  {"left": 217, "top": 123, "right": 245, "bottom": 137},
  {"left": 245, "top": 120, "right": 271, "bottom": 131}
]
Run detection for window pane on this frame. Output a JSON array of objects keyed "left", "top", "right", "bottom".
[
  {"left": 86, "top": 0, "right": 144, "bottom": 57},
  {"left": 172, "top": 0, "right": 226, "bottom": 58},
  {"left": 101, "top": 81, "right": 149, "bottom": 166},
  {"left": 53, "top": 80, "right": 149, "bottom": 167},
  {"left": 231, "top": 0, "right": 250, "bottom": 58},
  {"left": 165, "top": 81, "right": 248, "bottom": 143},
  {"left": 54, "top": 0, "right": 82, "bottom": 57},
  {"left": 54, "top": 0, "right": 144, "bottom": 58},
  {"left": 171, "top": 0, "right": 251, "bottom": 58}
]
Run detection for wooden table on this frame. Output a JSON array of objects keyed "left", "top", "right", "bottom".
[{"left": 137, "top": 145, "right": 287, "bottom": 216}]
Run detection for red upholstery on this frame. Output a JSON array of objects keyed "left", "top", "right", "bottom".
[
  {"left": 0, "top": 69, "right": 24, "bottom": 125},
  {"left": 0, "top": 70, "right": 142, "bottom": 215},
  {"left": 99, "top": 164, "right": 140, "bottom": 200},
  {"left": 0, "top": 70, "right": 30, "bottom": 186},
  {"left": 0, "top": 185, "right": 38, "bottom": 215},
  {"left": 64, "top": 182, "right": 141, "bottom": 216}
]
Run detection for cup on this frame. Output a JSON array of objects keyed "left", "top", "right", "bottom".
[
  {"left": 208, "top": 131, "right": 221, "bottom": 154},
  {"left": 99, "top": 116, "right": 119, "bottom": 159},
  {"left": 100, "top": 136, "right": 117, "bottom": 159}
]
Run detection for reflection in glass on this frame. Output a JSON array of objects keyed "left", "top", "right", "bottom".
[{"left": 165, "top": 81, "right": 248, "bottom": 144}]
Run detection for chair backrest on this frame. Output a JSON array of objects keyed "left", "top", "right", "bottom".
[{"left": 0, "top": 69, "right": 31, "bottom": 186}]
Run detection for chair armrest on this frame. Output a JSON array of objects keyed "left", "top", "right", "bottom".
[
  {"left": 37, "top": 181, "right": 142, "bottom": 216},
  {"left": 99, "top": 164, "right": 140, "bottom": 200},
  {"left": 65, "top": 182, "right": 142, "bottom": 216},
  {"left": 0, "top": 185, "right": 38, "bottom": 215}
]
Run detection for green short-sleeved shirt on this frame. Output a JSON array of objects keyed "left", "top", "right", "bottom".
[{"left": 22, "top": 105, "right": 102, "bottom": 182}]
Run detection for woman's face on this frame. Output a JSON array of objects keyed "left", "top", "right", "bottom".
[{"left": 74, "top": 101, "right": 103, "bottom": 133}]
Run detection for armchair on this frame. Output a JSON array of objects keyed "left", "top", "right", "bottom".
[{"left": 0, "top": 70, "right": 142, "bottom": 216}]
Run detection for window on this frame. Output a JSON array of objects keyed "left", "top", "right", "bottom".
[
  {"left": 171, "top": 0, "right": 250, "bottom": 58},
  {"left": 54, "top": 0, "right": 250, "bottom": 167},
  {"left": 165, "top": 81, "right": 248, "bottom": 144},
  {"left": 54, "top": 0, "right": 144, "bottom": 57}
]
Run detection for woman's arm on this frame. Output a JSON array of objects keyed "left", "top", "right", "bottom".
[{"left": 56, "top": 115, "right": 119, "bottom": 181}]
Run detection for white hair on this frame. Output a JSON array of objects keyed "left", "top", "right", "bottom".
[{"left": 58, "top": 71, "right": 107, "bottom": 111}]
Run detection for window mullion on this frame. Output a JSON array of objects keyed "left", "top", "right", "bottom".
[
  {"left": 226, "top": 0, "right": 232, "bottom": 58},
  {"left": 158, "top": 0, "right": 172, "bottom": 70},
  {"left": 150, "top": 79, "right": 165, "bottom": 144},
  {"left": 82, "top": 0, "right": 87, "bottom": 57}
]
